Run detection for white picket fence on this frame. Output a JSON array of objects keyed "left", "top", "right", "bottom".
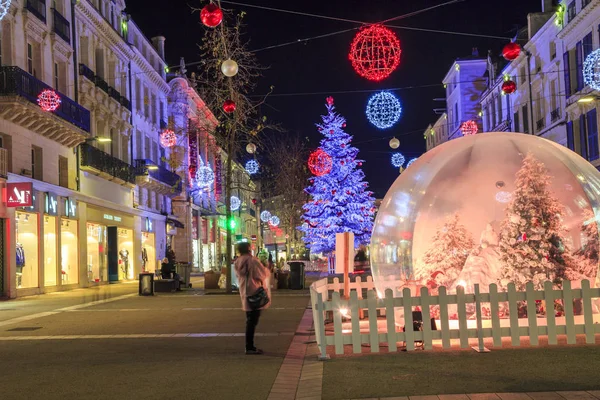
[{"left": 310, "top": 276, "right": 600, "bottom": 359}]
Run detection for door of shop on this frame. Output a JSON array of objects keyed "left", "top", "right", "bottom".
[
  {"left": 0, "top": 219, "right": 4, "bottom": 296},
  {"left": 107, "top": 227, "right": 118, "bottom": 282}
]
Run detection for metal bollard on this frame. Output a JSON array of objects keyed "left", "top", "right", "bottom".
[{"left": 139, "top": 273, "right": 154, "bottom": 296}]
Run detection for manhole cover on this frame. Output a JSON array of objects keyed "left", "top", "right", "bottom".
[{"left": 7, "top": 327, "right": 42, "bottom": 331}]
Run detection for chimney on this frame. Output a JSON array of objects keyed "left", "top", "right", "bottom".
[
  {"left": 541, "top": 0, "right": 557, "bottom": 12},
  {"left": 472, "top": 47, "right": 479, "bottom": 57},
  {"left": 151, "top": 36, "right": 166, "bottom": 60}
]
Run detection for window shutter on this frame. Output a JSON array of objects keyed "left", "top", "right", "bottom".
[
  {"left": 587, "top": 108, "right": 599, "bottom": 161},
  {"left": 567, "top": 121, "right": 574, "bottom": 150},
  {"left": 564, "top": 52, "right": 571, "bottom": 98},
  {"left": 580, "top": 114, "right": 588, "bottom": 159},
  {"left": 576, "top": 41, "right": 584, "bottom": 92}
]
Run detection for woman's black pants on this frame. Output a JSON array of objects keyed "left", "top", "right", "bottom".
[{"left": 245, "top": 310, "right": 261, "bottom": 350}]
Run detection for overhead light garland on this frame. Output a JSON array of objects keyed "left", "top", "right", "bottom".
[
  {"left": 159, "top": 129, "right": 177, "bottom": 148},
  {"left": 269, "top": 215, "right": 280, "bottom": 227},
  {"left": 391, "top": 152, "right": 405, "bottom": 168},
  {"left": 245, "top": 160, "right": 259, "bottom": 175},
  {"left": 366, "top": 91, "right": 402, "bottom": 129},
  {"left": 230, "top": 196, "right": 241, "bottom": 211},
  {"left": 389, "top": 137, "right": 400, "bottom": 149},
  {"left": 0, "top": 0, "right": 11, "bottom": 21},
  {"left": 260, "top": 210, "right": 271, "bottom": 222},
  {"left": 583, "top": 49, "right": 600, "bottom": 91},
  {"left": 196, "top": 165, "right": 215, "bottom": 188},
  {"left": 349, "top": 24, "right": 401, "bottom": 82}
]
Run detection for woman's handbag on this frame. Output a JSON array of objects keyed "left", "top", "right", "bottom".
[{"left": 246, "top": 261, "right": 270, "bottom": 310}]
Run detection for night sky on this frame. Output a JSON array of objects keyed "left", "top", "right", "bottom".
[{"left": 125, "top": 0, "right": 542, "bottom": 198}]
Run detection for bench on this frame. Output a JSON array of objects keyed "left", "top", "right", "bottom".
[{"left": 154, "top": 279, "right": 178, "bottom": 293}]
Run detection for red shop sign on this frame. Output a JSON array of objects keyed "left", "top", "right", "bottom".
[{"left": 4, "top": 183, "right": 33, "bottom": 207}]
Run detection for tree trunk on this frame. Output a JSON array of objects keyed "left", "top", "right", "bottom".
[{"left": 225, "top": 132, "right": 234, "bottom": 294}]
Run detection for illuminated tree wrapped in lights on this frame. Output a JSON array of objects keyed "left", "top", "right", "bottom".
[{"left": 298, "top": 97, "right": 375, "bottom": 254}]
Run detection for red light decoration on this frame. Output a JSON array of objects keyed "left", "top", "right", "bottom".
[
  {"left": 200, "top": 3, "right": 223, "bottom": 28},
  {"left": 223, "top": 100, "right": 236, "bottom": 113},
  {"left": 501, "top": 80, "right": 517, "bottom": 94},
  {"left": 37, "top": 89, "right": 61, "bottom": 112},
  {"left": 160, "top": 129, "right": 176, "bottom": 148},
  {"left": 349, "top": 24, "right": 401, "bottom": 82},
  {"left": 308, "top": 148, "right": 332, "bottom": 176},
  {"left": 460, "top": 120, "right": 478, "bottom": 136},
  {"left": 502, "top": 42, "right": 521, "bottom": 61}
]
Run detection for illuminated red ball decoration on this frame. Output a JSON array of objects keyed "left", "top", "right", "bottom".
[
  {"left": 501, "top": 80, "right": 517, "bottom": 95},
  {"left": 502, "top": 42, "right": 521, "bottom": 61},
  {"left": 200, "top": 3, "right": 223, "bottom": 28},
  {"left": 37, "top": 89, "right": 61, "bottom": 112},
  {"left": 308, "top": 148, "right": 333, "bottom": 176},
  {"left": 223, "top": 100, "right": 236, "bottom": 113},
  {"left": 460, "top": 120, "right": 478, "bottom": 136},
  {"left": 160, "top": 129, "right": 176, "bottom": 148},
  {"left": 349, "top": 24, "right": 401, "bottom": 82}
]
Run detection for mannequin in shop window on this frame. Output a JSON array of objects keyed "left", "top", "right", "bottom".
[
  {"left": 141, "top": 247, "right": 148, "bottom": 272},
  {"left": 119, "top": 249, "right": 129, "bottom": 278},
  {"left": 16, "top": 243, "right": 25, "bottom": 288}
]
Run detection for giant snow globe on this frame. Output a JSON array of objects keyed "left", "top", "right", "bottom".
[{"left": 371, "top": 132, "right": 600, "bottom": 308}]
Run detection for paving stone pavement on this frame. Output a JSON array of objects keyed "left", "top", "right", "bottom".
[{"left": 343, "top": 392, "right": 600, "bottom": 400}]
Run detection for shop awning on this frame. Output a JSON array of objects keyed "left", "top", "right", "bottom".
[{"left": 167, "top": 218, "right": 185, "bottom": 229}]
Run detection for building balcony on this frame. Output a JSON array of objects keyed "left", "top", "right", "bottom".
[
  {"left": 94, "top": 76, "right": 109, "bottom": 94},
  {"left": 160, "top": 119, "right": 168, "bottom": 130},
  {"left": 79, "top": 64, "right": 131, "bottom": 111},
  {"left": 26, "top": 0, "right": 47, "bottom": 24},
  {"left": 134, "top": 159, "right": 182, "bottom": 196},
  {"left": 536, "top": 117, "right": 545, "bottom": 131},
  {"left": 120, "top": 96, "right": 131, "bottom": 111},
  {"left": 107, "top": 86, "right": 121, "bottom": 103},
  {"left": 52, "top": 8, "right": 70, "bottom": 44},
  {"left": 80, "top": 143, "right": 135, "bottom": 186},
  {"left": 0, "top": 66, "right": 90, "bottom": 146},
  {"left": 78, "top": 63, "right": 95, "bottom": 82},
  {"left": 491, "top": 120, "right": 511, "bottom": 132},
  {"left": 551, "top": 108, "right": 561, "bottom": 123}
]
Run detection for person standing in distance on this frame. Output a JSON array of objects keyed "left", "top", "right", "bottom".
[{"left": 234, "top": 242, "right": 271, "bottom": 354}]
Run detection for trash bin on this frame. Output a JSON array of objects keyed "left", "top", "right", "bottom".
[
  {"left": 139, "top": 273, "right": 154, "bottom": 296},
  {"left": 176, "top": 262, "right": 192, "bottom": 288},
  {"left": 289, "top": 261, "right": 305, "bottom": 290}
]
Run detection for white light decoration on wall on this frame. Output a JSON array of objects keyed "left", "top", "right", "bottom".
[
  {"left": 260, "top": 210, "right": 271, "bottom": 223},
  {"left": 0, "top": 0, "right": 11, "bottom": 21},
  {"left": 391, "top": 153, "right": 405, "bottom": 168},
  {"left": 195, "top": 165, "right": 214, "bottom": 188},
  {"left": 583, "top": 49, "right": 600, "bottom": 91},
  {"left": 230, "top": 196, "right": 241, "bottom": 211},
  {"left": 366, "top": 91, "right": 402, "bottom": 129},
  {"left": 245, "top": 160, "right": 259, "bottom": 175},
  {"left": 269, "top": 215, "right": 280, "bottom": 227}
]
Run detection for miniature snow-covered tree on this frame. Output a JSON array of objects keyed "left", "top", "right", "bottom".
[
  {"left": 416, "top": 213, "right": 475, "bottom": 288},
  {"left": 298, "top": 97, "right": 375, "bottom": 254},
  {"left": 570, "top": 208, "right": 599, "bottom": 280},
  {"left": 498, "top": 152, "right": 569, "bottom": 290}
]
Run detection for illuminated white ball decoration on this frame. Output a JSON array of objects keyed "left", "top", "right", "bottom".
[
  {"left": 366, "top": 91, "right": 402, "bottom": 129},
  {"left": 269, "top": 215, "right": 280, "bottom": 227},
  {"left": 371, "top": 132, "right": 600, "bottom": 318},
  {"left": 391, "top": 153, "right": 405, "bottom": 168},
  {"left": 260, "top": 210, "right": 272, "bottom": 223},
  {"left": 221, "top": 59, "right": 239, "bottom": 77},
  {"left": 0, "top": 0, "right": 11, "bottom": 21},
  {"left": 230, "top": 196, "right": 241, "bottom": 211},
  {"left": 406, "top": 158, "right": 418, "bottom": 168},
  {"left": 245, "top": 160, "right": 259, "bottom": 175},
  {"left": 389, "top": 137, "right": 400, "bottom": 149},
  {"left": 195, "top": 165, "right": 215, "bottom": 188},
  {"left": 246, "top": 143, "right": 257, "bottom": 154},
  {"left": 583, "top": 49, "right": 600, "bottom": 91}
]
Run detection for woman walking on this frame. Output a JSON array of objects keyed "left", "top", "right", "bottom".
[{"left": 234, "top": 242, "right": 271, "bottom": 355}]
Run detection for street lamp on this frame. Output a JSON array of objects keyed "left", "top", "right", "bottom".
[
  {"left": 577, "top": 96, "right": 599, "bottom": 103},
  {"left": 85, "top": 136, "right": 112, "bottom": 143}
]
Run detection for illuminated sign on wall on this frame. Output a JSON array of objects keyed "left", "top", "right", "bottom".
[
  {"left": 45, "top": 192, "right": 58, "bottom": 216},
  {"left": 5, "top": 183, "right": 33, "bottom": 207},
  {"left": 104, "top": 213, "right": 122, "bottom": 222},
  {"left": 64, "top": 198, "right": 77, "bottom": 218},
  {"left": 145, "top": 217, "right": 153, "bottom": 232}
]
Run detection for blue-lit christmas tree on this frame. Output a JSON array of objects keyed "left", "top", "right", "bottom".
[{"left": 299, "top": 97, "right": 375, "bottom": 254}]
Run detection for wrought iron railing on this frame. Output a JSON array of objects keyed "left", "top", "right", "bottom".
[
  {"left": 0, "top": 66, "right": 90, "bottom": 132},
  {"left": 94, "top": 76, "right": 109, "bottom": 93},
  {"left": 26, "top": 0, "right": 46, "bottom": 23},
  {"left": 551, "top": 108, "right": 561, "bottom": 123},
  {"left": 78, "top": 63, "right": 95, "bottom": 81},
  {"left": 108, "top": 86, "right": 121, "bottom": 103},
  {"left": 160, "top": 119, "right": 168, "bottom": 130},
  {"left": 80, "top": 143, "right": 135, "bottom": 184},
  {"left": 134, "top": 159, "right": 182, "bottom": 192},
  {"left": 536, "top": 117, "right": 545, "bottom": 131},
  {"left": 120, "top": 96, "right": 131, "bottom": 111},
  {"left": 52, "top": 8, "right": 70, "bottom": 44}
]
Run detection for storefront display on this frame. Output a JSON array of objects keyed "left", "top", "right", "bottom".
[
  {"left": 118, "top": 228, "right": 134, "bottom": 280},
  {"left": 141, "top": 232, "right": 156, "bottom": 274},
  {"left": 15, "top": 211, "right": 39, "bottom": 289},
  {"left": 43, "top": 216, "right": 57, "bottom": 287},
  {"left": 61, "top": 219, "right": 78, "bottom": 285},
  {"left": 87, "top": 223, "right": 107, "bottom": 283}
]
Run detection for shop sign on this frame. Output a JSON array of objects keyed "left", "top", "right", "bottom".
[
  {"left": 44, "top": 192, "right": 58, "bottom": 216},
  {"left": 235, "top": 234, "right": 243, "bottom": 241},
  {"left": 144, "top": 217, "right": 154, "bottom": 233},
  {"left": 104, "top": 213, "right": 122, "bottom": 222},
  {"left": 5, "top": 182, "right": 33, "bottom": 207},
  {"left": 64, "top": 198, "right": 77, "bottom": 218},
  {"left": 188, "top": 129, "right": 198, "bottom": 186}
]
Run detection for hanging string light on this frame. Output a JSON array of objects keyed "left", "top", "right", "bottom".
[
  {"left": 583, "top": 49, "right": 600, "bottom": 91},
  {"left": 200, "top": 3, "right": 223, "bottom": 27},
  {"left": 159, "top": 129, "right": 177, "bottom": 147},
  {"left": 366, "top": 91, "right": 402, "bottom": 129},
  {"left": 230, "top": 196, "right": 241, "bottom": 211},
  {"left": 260, "top": 210, "right": 272, "bottom": 222},
  {"left": 0, "top": 0, "right": 11, "bottom": 21},
  {"left": 269, "top": 215, "right": 280, "bottom": 227},
  {"left": 246, "top": 143, "right": 257, "bottom": 154},
  {"left": 37, "top": 89, "right": 61, "bottom": 112},
  {"left": 391, "top": 153, "right": 405, "bottom": 168},
  {"left": 196, "top": 165, "right": 215, "bottom": 188},
  {"left": 389, "top": 137, "right": 400, "bottom": 149},
  {"left": 245, "top": 160, "right": 259, "bottom": 175},
  {"left": 349, "top": 24, "right": 401, "bottom": 82},
  {"left": 502, "top": 42, "right": 521, "bottom": 61}
]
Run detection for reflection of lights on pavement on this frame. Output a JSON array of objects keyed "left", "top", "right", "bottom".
[{"left": 495, "top": 191, "right": 512, "bottom": 203}]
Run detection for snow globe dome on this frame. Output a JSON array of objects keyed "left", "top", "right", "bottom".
[{"left": 371, "top": 132, "right": 600, "bottom": 300}]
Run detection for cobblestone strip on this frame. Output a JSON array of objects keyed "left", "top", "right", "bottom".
[
  {"left": 267, "top": 304, "right": 314, "bottom": 400},
  {"left": 295, "top": 332, "right": 324, "bottom": 400}
]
